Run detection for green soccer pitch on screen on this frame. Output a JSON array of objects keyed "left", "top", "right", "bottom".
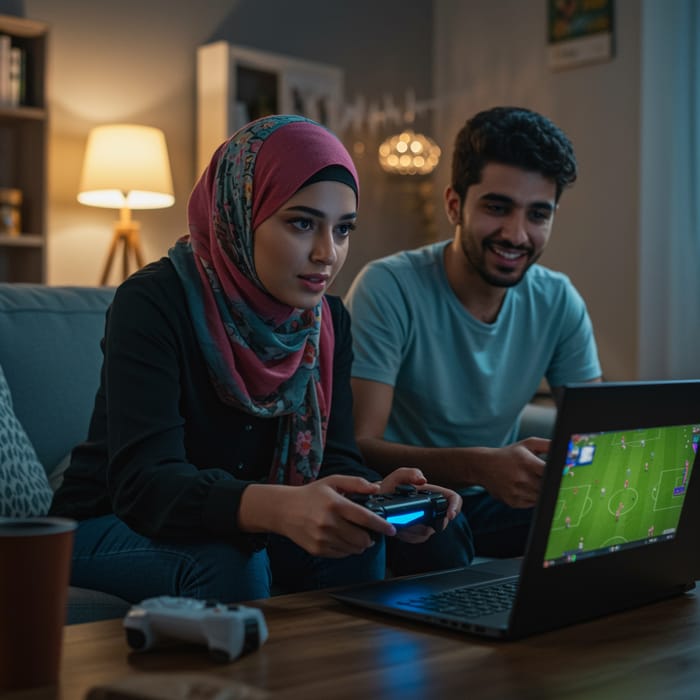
[{"left": 543, "top": 423, "right": 700, "bottom": 567}]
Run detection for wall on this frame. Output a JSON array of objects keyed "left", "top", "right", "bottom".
[
  {"left": 433, "top": 0, "right": 642, "bottom": 381},
  {"left": 12, "top": 0, "right": 433, "bottom": 293}
]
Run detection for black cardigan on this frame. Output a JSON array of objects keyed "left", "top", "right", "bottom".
[{"left": 51, "top": 258, "right": 379, "bottom": 547}]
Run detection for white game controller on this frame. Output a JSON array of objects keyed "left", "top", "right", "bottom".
[{"left": 123, "top": 596, "right": 268, "bottom": 662}]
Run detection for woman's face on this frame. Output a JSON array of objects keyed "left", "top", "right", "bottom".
[{"left": 253, "top": 180, "right": 357, "bottom": 308}]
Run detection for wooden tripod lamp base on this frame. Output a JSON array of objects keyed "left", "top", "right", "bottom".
[{"left": 100, "top": 208, "right": 146, "bottom": 286}]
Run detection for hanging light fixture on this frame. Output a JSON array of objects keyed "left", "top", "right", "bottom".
[{"left": 378, "top": 129, "right": 441, "bottom": 176}]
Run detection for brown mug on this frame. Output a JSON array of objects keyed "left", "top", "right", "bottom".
[{"left": 0, "top": 516, "right": 76, "bottom": 691}]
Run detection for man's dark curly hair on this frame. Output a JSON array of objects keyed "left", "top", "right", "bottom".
[{"left": 451, "top": 106, "right": 577, "bottom": 203}]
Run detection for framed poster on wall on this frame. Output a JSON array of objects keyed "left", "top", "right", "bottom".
[
  {"left": 196, "top": 42, "right": 344, "bottom": 176},
  {"left": 547, "top": 0, "right": 614, "bottom": 70}
]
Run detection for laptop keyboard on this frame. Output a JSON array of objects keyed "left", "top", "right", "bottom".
[{"left": 400, "top": 580, "right": 518, "bottom": 618}]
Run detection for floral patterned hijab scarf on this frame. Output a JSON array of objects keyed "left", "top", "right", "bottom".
[{"left": 169, "top": 115, "right": 359, "bottom": 485}]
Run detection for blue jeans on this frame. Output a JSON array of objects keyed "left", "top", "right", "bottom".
[
  {"left": 385, "top": 492, "right": 533, "bottom": 576},
  {"left": 70, "top": 514, "right": 386, "bottom": 603}
]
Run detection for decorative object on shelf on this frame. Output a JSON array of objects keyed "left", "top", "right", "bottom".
[
  {"left": 77, "top": 124, "right": 175, "bottom": 286},
  {"left": 0, "top": 187, "right": 21, "bottom": 236},
  {"left": 378, "top": 130, "right": 441, "bottom": 176}
]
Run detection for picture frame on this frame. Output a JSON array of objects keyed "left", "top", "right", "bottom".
[{"left": 547, "top": 0, "right": 615, "bottom": 71}]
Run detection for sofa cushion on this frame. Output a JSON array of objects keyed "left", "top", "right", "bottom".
[
  {"left": 0, "top": 284, "right": 115, "bottom": 481},
  {"left": 67, "top": 586, "right": 131, "bottom": 625},
  {"left": 0, "top": 362, "right": 53, "bottom": 516}
]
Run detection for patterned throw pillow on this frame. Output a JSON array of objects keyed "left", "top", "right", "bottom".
[{"left": 0, "top": 363, "right": 53, "bottom": 517}]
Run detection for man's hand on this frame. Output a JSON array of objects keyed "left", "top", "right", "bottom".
[
  {"left": 376, "top": 466, "right": 427, "bottom": 494},
  {"left": 477, "top": 437, "right": 550, "bottom": 508}
]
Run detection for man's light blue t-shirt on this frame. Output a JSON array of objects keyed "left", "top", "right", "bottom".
[{"left": 345, "top": 241, "right": 601, "bottom": 449}]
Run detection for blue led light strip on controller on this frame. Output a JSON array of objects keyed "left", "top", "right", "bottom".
[{"left": 387, "top": 510, "right": 425, "bottom": 526}]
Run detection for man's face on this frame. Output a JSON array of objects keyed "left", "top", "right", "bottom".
[{"left": 446, "top": 163, "right": 557, "bottom": 288}]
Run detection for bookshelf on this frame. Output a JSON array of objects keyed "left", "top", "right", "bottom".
[
  {"left": 0, "top": 14, "right": 48, "bottom": 283},
  {"left": 196, "top": 42, "right": 343, "bottom": 177}
]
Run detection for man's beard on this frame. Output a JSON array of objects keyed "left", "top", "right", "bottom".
[{"left": 461, "top": 235, "right": 540, "bottom": 288}]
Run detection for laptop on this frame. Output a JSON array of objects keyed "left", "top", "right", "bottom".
[{"left": 333, "top": 380, "right": 700, "bottom": 639}]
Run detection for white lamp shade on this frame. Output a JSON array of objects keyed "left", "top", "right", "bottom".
[{"left": 77, "top": 124, "right": 175, "bottom": 209}]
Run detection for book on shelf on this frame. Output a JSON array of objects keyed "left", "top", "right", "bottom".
[
  {"left": 0, "top": 34, "right": 9, "bottom": 105},
  {"left": 9, "top": 46, "right": 25, "bottom": 106},
  {"left": 0, "top": 34, "right": 25, "bottom": 107}
]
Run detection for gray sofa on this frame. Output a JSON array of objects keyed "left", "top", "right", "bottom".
[
  {"left": 0, "top": 282, "right": 556, "bottom": 625},
  {"left": 0, "top": 283, "right": 130, "bottom": 624}
]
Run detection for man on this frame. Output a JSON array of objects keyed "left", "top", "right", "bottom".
[{"left": 345, "top": 106, "right": 602, "bottom": 573}]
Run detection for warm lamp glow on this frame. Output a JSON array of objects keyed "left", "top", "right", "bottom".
[
  {"left": 378, "top": 130, "right": 441, "bottom": 176},
  {"left": 77, "top": 124, "right": 175, "bottom": 285},
  {"left": 77, "top": 124, "right": 174, "bottom": 210}
]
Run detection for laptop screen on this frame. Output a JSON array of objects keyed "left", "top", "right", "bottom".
[{"left": 543, "top": 423, "right": 700, "bottom": 568}]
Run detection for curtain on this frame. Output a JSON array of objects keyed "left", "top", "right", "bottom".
[{"left": 639, "top": 0, "right": 700, "bottom": 379}]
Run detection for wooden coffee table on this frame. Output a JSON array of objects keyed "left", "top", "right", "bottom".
[{"left": 31, "top": 587, "right": 700, "bottom": 698}]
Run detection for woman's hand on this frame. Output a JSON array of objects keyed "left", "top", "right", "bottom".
[
  {"left": 238, "top": 476, "right": 396, "bottom": 558},
  {"left": 378, "top": 467, "right": 463, "bottom": 544},
  {"left": 239, "top": 469, "right": 463, "bottom": 554}
]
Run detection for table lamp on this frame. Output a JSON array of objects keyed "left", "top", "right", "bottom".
[{"left": 77, "top": 124, "right": 175, "bottom": 285}]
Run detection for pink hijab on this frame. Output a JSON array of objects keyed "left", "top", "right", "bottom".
[{"left": 169, "top": 115, "right": 359, "bottom": 485}]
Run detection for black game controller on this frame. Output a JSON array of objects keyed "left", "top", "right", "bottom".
[{"left": 348, "top": 484, "right": 448, "bottom": 530}]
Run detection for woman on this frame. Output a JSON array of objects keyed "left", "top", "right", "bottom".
[{"left": 51, "top": 115, "right": 465, "bottom": 602}]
